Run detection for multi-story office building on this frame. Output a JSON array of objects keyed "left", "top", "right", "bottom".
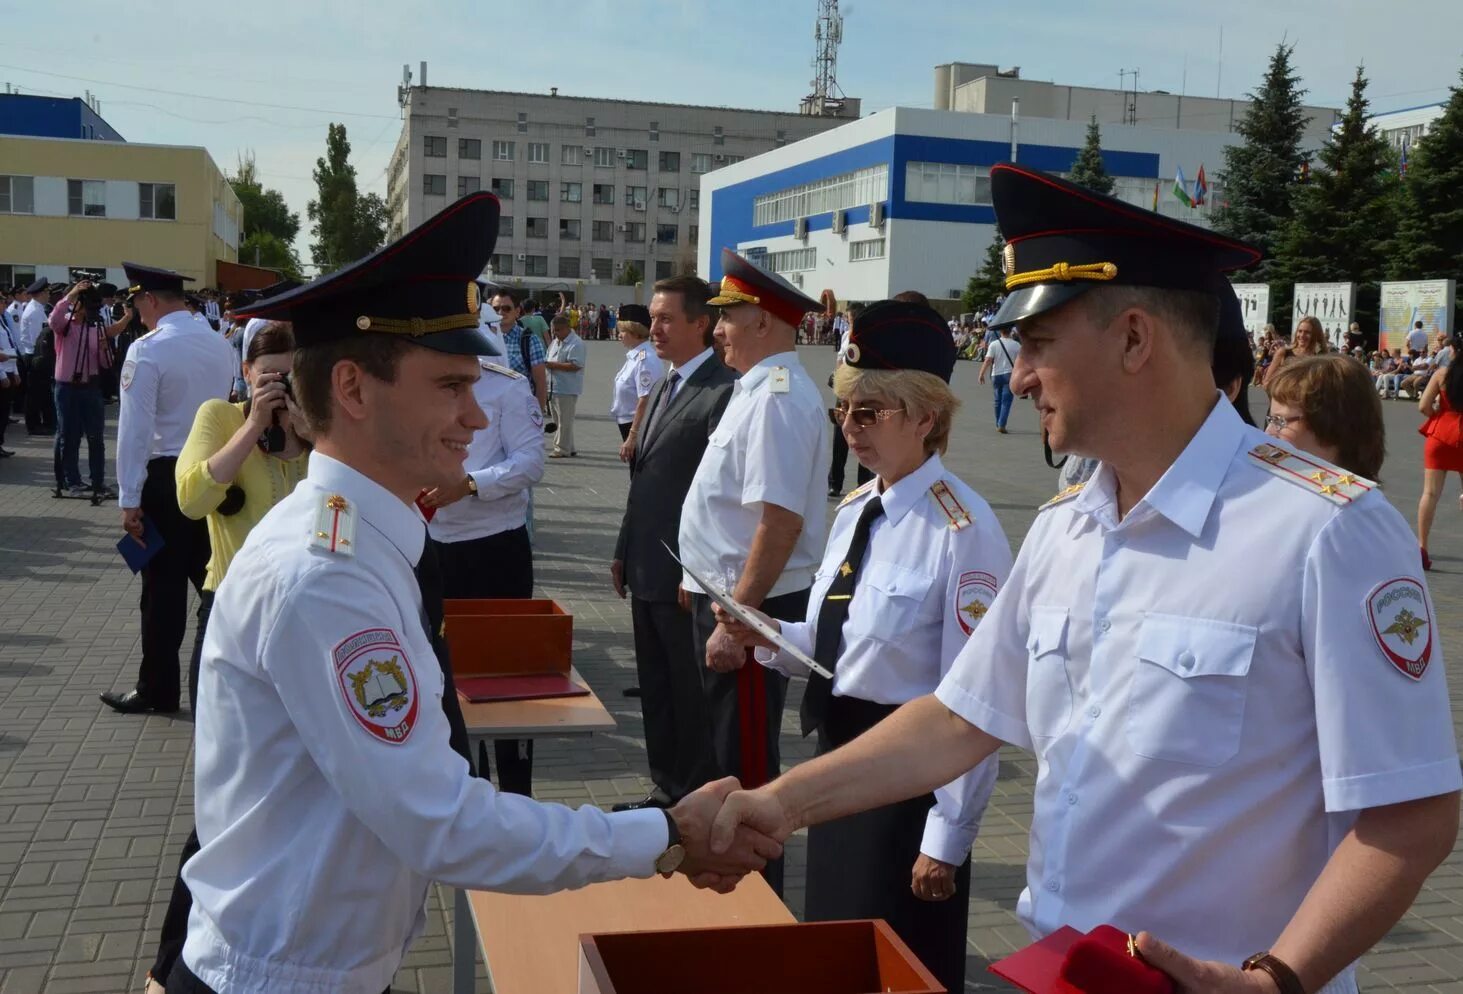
[
  {"left": 1368, "top": 102, "right": 1447, "bottom": 153},
  {"left": 0, "top": 95, "right": 241, "bottom": 289},
  {"left": 386, "top": 84, "right": 858, "bottom": 285}
]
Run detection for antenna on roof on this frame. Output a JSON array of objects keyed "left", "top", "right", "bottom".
[{"left": 801, "top": 0, "right": 847, "bottom": 117}]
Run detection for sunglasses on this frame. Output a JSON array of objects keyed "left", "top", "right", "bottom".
[{"left": 832, "top": 403, "right": 904, "bottom": 428}]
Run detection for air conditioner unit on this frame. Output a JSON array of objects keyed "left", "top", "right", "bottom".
[
  {"left": 516, "top": 253, "right": 526, "bottom": 261},
  {"left": 831, "top": 210, "right": 846, "bottom": 234},
  {"left": 714, "top": 153, "right": 726, "bottom": 162},
  {"left": 793, "top": 217, "right": 808, "bottom": 240},
  {"left": 617, "top": 223, "right": 629, "bottom": 232},
  {"left": 583, "top": 146, "right": 594, "bottom": 155},
  {"left": 790, "top": 273, "right": 805, "bottom": 287},
  {"left": 869, "top": 202, "right": 886, "bottom": 229},
  {"left": 633, "top": 200, "right": 646, "bottom": 211},
  {"left": 616, "top": 149, "right": 626, "bottom": 159}
]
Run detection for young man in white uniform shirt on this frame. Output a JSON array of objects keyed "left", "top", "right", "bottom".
[{"left": 708, "top": 165, "right": 1461, "bottom": 994}]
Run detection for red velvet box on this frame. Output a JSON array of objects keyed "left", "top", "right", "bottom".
[{"left": 990, "top": 924, "right": 1174, "bottom": 994}]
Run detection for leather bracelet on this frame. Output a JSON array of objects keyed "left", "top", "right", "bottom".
[{"left": 1242, "top": 952, "right": 1305, "bottom": 994}]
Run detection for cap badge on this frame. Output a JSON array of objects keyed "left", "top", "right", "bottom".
[
  {"left": 356, "top": 316, "right": 372, "bottom": 331},
  {"left": 466, "top": 281, "right": 480, "bottom": 313},
  {"left": 1002, "top": 242, "right": 1017, "bottom": 276},
  {"left": 843, "top": 343, "right": 862, "bottom": 364}
]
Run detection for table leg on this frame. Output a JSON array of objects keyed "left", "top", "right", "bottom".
[{"left": 453, "top": 885, "right": 479, "bottom": 994}]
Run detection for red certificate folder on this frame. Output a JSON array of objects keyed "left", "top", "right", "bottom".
[
  {"left": 990, "top": 925, "right": 1174, "bottom": 994},
  {"left": 455, "top": 673, "right": 590, "bottom": 703}
]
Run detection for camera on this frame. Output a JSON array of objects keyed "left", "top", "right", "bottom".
[{"left": 264, "top": 373, "right": 295, "bottom": 453}]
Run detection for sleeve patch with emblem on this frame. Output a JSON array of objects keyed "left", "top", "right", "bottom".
[
  {"left": 120, "top": 359, "right": 136, "bottom": 391},
  {"left": 1366, "top": 577, "right": 1433, "bottom": 680},
  {"left": 955, "top": 570, "right": 999, "bottom": 636},
  {"left": 334, "top": 628, "right": 420, "bottom": 744}
]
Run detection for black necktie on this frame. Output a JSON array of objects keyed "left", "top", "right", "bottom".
[
  {"left": 801, "top": 495, "right": 885, "bottom": 736},
  {"left": 414, "top": 535, "right": 473, "bottom": 765},
  {"left": 642, "top": 370, "right": 680, "bottom": 448}
]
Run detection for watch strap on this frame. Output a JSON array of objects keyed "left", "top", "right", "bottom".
[
  {"left": 661, "top": 808, "right": 681, "bottom": 848},
  {"left": 465, "top": 474, "right": 478, "bottom": 496},
  {"left": 1242, "top": 952, "right": 1305, "bottom": 994}
]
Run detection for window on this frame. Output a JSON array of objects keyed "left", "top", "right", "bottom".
[
  {"left": 903, "top": 162, "right": 992, "bottom": 206},
  {"left": 0, "top": 176, "right": 35, "bottom": 213},
  {"left": 713, "top": 126, "right": 724, "bottom": 146},
  {"left": 656, "top": 261, "right": 674, "bottom": 280},
  {"left": 592, "top": 183, "right": 614, "bottom": 205},
  {"left": 625, "top": 186, "right": 647, "bottom": 208},
  {"left": 752, "top": 165, "right": 889, "bottom": 226},
  {"left": 524, "top": 255, "right": 548, "bottom": 276},
  {"left": 560, "top": 219, "right": 581, "bottom": 240},
  {"left": 424, "top": 135, "right": 447, "bottom": 158},
  {"left": 688, "top": 189, "right": 699, "bottom": 210},
  {"left": 491, "top": 177, "right": 514, "bottom": 199},
  {"left": 498, "top": 216, "right": 514, "bottom": 237},
  {"left": 624, "top": 261, "right": 646, "bottom": 281},
  {"left": 591, "top": 257, "right": 613, "bottom": 280},
  {"left": 691, "top": 153, "right": 713, "bottom": 174},
  {"left": 561, "top": 182, "right": 583, "bottom": 203},
  {"left": 849, "top": 238, "right": 885, "bottom": 261},
  {"left": 516, "top": 112, "right": 528, "bottom": 133},
  {"left": 527, "top": 142, "right": 550, "bottom": 164},
  {"left": 657, "top": 188, "right": 680, "bottom": 210},
  {"left": 423, "top": 174, "right": 447, "bottom": 196},
  {"left": 689, "top": 224, "right": 699, "bottom": 244},
  {"left": 67, "top": 179, "right": 107, "bottom": 217},
  {"left": 585, "top": 117, "right": 596, "bottom": 137},
  {"left": 447, "top": 107, "right": 459, "bottom": 129},
  {"left": 559, "top": 256, "right": 581, "bottom": 278},
  {"left": 723, "top": 154, "right": 745, "bottom": 165},
  {"left": 562, "top": 145, "right": 582, "bottom": 166},
  {"left": 527, "top": 180, "right": 549, "bottom": 201},
  {"left": 139, "top": 182, "right": 177, "bottom": 220},
  {"left": 649, "top": 121, "right": 660, "bottom": 142},
  {"left": 658, "top": 151, "right": 680, "bottom": 173},
  {"left": 624, "top": 222, "right": 646, "bottom": 242},
  {"left": 526, "top": 217, "right": 549, "bottom": 238},
  {"left": 768, "top": 247, "right": 816, "bottom": 272},
  {"left": 458, "top": 175, "right": 481, "bottom": 196},
  {"left": 0, "top": 264, "right": 37, "bottom": 289},
  {"left": 490, "top": 253, "right": 513, "bottom": 276},
  {"left": 593, "top": 146, "right": 615, "bottom": 168},
  {"left": 625, "top": 149, "right": 648, "bottom": 170},
  {"left": 459, "top": 138, "right": 481, "bottom": 159},
  {"left": 592, "top": 220, "right": 615, "bottom": 242},
  {"left": 656, "top": 224, "right": 678, "bottom": 245},
  {"left": 776, "top": 130, "right": 787, "bottom": 147},
  {"left": 492, "top": 140, "right": 515, "bottom": 161}
]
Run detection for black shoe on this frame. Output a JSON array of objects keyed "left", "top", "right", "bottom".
[
  {"left": 0, "top": 448, "right": 12, "bottom": 458},
  {"left": 611, "top": 793, "right": 673, "bottom": 812},
  {"left": 622, "top": 686, "right": 641, "bottom": 699},
  {"left": 99, "top": 689, "right": 178, "bottom": 715},
  {"left": 92, "top": 484, "right": 117, "bottom": 500}
]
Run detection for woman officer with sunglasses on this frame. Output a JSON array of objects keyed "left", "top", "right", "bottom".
[{"left": 715, "top": 299, "right": 1013, "bottom": 994}]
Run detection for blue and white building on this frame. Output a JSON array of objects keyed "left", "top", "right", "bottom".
[{"left": 699, "top": 106, "right": 1284, "bottom": 303}]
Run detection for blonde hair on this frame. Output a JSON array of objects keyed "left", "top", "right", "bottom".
[
  {"left": 832, "top": 365, "right": 959, "bottom": 454},
  {"left": 618, "top": 321, "right": 649, "bottom": 341}
]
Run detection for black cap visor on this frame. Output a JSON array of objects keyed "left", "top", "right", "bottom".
[{"left": 989, "top": 283, "right": 1095, "bottom": 330}]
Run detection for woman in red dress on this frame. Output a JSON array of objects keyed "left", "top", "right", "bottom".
[{"left": 1417, "top": 345, "right": 1463, "bottom": 569}]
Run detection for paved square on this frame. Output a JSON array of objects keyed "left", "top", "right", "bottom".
[{"left": 2, "top": 341, "right": 1462, "bottom": 992}]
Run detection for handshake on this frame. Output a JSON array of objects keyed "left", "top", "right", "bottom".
[{"left": 661, "top": 777, "right": 797, "bottom": 893}]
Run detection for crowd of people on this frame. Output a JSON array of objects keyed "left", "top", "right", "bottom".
[{"left": 6, "top": 165, "right": 1461, "bottom": 994}]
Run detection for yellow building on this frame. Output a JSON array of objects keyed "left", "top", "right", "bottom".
[{"left": 0, "top": 134, "right": 241, "bottom": 289}]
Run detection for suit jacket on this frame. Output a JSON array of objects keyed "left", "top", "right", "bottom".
[{"left": 615, "top": 354, "right": 736, "bottom": 602}]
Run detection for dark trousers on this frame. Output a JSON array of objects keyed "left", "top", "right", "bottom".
[
  {"left": 136, "top": 457, "right": 211, "bottom": 710},
  {"left": 631, "top": 596, "right": 718, "bottom": 802},
  {"left": 0, "top": 378, "right": 12, "bottom": 447},
  {"left": 829, "top": 427, "right": 873, "bottom": 494},
  {"left": 433, "top": 526, "right": 535, "bottom": 796},
  {"left": 53, "top": 381, "right": 106, "bottom": 489},
  {"left": 805, "top": 694, "right": 972, "bottom": 994},
  {"left": 166, "top": 959, "right": 389, "bottom": 994},
  {"left": 690, "top": 587, "right": 808, "bottom": 896},
  {"left": 23, "top": 356, "right": 54, "bottom": 433},
  {"left": 617, "top": 421, "right": 632, "bottom": 441}
]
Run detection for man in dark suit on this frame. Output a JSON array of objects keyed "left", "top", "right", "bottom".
[{"left": 611, "top": 276, "right": 736, "bottom": 811}]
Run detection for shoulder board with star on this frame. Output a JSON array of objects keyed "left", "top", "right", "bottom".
[
  {"left": 1039, "top": 482, "right": 1086, "bottom": 511},
  {"left": 311, "top": 493, "right": 357, "bottom": 556},
  {"left": 480, "top": 360, "right": 523, "bottom": 380},
  {"left": 1247, "top": 442, "right": 1375, "bottom": 507},
  {"left": 631, "top": 348, "right": 646, "bottom": 361},
  {"left": 929, "top": 479, "right": 973, "bottom": 531},
  {"left": 836, "top": 479, "right": 876, "bottom": 510}
]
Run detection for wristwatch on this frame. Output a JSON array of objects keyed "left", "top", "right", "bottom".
[
  {"left": 1241, "top": 952, "right": 1305, "bottom": 994},
  {"left": 464, "top": 475, "right": 478, "bottom": 497},
  {"left": 653, "top": 809, "right": 685, "bottom": 874}
]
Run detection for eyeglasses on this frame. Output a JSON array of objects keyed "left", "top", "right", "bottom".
[
  {"left": 1263, "top": 413, "right": 1304, "bottom": 433},
  {"left": 832, "top": 403, "right": 904, "bottom": 428}
]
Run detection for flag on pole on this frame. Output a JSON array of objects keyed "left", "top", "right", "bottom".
[
  {"left": 1192, "top": 164, "right": 1209, "bottom": 206},
  {"left": 1173, "top": 166, "right": 1195, "bottom": 207},
  {"left": 1399, "top": 138, "right": 1409, "bottom": 179},
  {"left": 1152, "top": 180, "right": 1160, "bottom": 211}
]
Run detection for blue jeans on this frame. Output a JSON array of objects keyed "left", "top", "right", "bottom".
[
  {"left": 992, "top": 373, "right": 1014, "bottom": 428},
  {"left": 53, "top": 380, "right": 106, "bottom": 488}
]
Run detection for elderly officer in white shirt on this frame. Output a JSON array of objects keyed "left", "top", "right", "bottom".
[
  {"left": 678, "top": 249, "right": 830, "bottom": 892},
  {"left": 101, "top": 264, "right": 235, "bottom": 716},
  {"left": 172, "top": 194, "right": 776, "bottom": 994},
  {"left": 708, "top": 164, "right": 1462, "bottom": 994}
]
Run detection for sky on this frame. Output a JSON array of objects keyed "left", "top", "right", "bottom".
[{"left": 2, "top": 0, "right": 1459, "bottom": 268}]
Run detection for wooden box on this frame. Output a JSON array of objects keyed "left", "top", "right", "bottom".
[
  {"left": 443, "top": 598, "right": 572, "bottom": 677},
  {"left": 577, "top": 919, "right": 944, "bottom": 994}
]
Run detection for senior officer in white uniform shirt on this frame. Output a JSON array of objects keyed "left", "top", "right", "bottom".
[
  {"left": 718, "top": 299, "right": 1012, "bottom": 993},
  {"left": 608, "top": 303, "right": 663, "bottom": 463},
  {"left": 679, "top": 248, "right": 830, "bottom": 893},
  {"left": 102, "top": 264, "right": 235, "bottom": 716},
  {"left": 172, "top": 194, "right": 776, "bottom": 994},
  {"left": 708, "top": 164, "right": 1461, "bottom": 994}
]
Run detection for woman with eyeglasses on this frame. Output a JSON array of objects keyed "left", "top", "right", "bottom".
[
  {"left": 1415, "top": 339, "right": 1463, "bottom": 570},
  {"left": 1263, "top": 353, "right": 1386, "bottom": 509},
  {"left": 714, "top": 300, "right": 1012, "bottom": 994}
]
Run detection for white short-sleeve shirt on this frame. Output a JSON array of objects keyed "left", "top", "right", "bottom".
[
  {"left": 609, "top": 341, "right": 663, "bottom": 423},
  {"left": 935, "top": 396, "right": 1460, "bottom": 982},
  {"left": 679, "top": 351, "right": 831, "bottom": 599}
]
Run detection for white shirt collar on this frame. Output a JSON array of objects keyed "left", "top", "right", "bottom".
[
  {"left": 876, "top": 453, "right": 947, "bottom": 527},
  {"left": 735, "top": 351, "right": 799, "bottom": 392},
  {"left": 307, "top": 452, "right": 425, "bottom": 566},
  {"left": 670, "top": 347, "right": 713, "bottom": 382}
]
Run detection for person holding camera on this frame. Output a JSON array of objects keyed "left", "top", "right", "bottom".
[{"left": 48, "top": 279, "right": 124, "bottom": 498}]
